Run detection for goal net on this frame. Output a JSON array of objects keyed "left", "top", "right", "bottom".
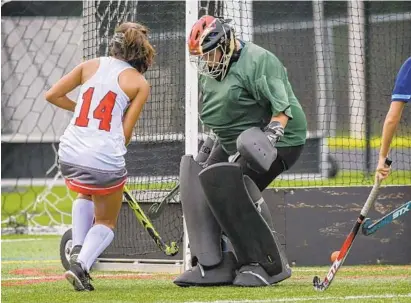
[
  {"left": 2, "top": 1, "right": 410, "bottom": 251},
  {"left": 204, "top": 0, "right": 411, "bottom": 186},
  {"left": 83, "top": 0, "right": 185, "bottom": 258},
  {"left": 1, "top": 2, "right": 83, "bottom": 234}
]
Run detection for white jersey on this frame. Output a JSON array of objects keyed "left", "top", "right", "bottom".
[{"left": 59, "top": 57, "right": 134, "bottom": 171}]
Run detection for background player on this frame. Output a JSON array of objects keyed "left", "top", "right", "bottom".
[
  {"left": 175, "top": 15, "right": 307, "bottom": 287},
  {"left": 375, "top": 57, "right": 410, "bottom": 181},
  {"left": 45, "top": 22, "right": 154, "bottom": 291}
]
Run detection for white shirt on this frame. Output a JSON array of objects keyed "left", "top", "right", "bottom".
[{"left": 59, "top": 57, "right": 134, "bottom": 171}]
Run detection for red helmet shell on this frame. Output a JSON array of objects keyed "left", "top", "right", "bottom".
[{"left": 188, "top": 15, "right": 217, "bottom": 55}]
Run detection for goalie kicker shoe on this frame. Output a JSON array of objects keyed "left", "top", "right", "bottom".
[{"left": 64, "top": 261, "right": 94, "bottom": 291}]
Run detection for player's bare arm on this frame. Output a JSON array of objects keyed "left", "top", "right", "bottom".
[
  {"left": 121, "top": 72, "right": 150, "bottom": 145},
  {"left": 270, "top": 112, "right": 289, "bottom": 128},
  {"left": 379, "top": 101, "right": 406, "bottom": 159},
  {"left": 45, "top": 63, "right": 84, "bottom": 112},
  {"left": 376, "top": 57, "right": 410, "bottom": 181},
  {"left": 376, "top": 101, "right": 406, "bottom": 179}
]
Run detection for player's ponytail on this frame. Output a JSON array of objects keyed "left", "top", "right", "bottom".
[{"left": 110, "top": 22, "right": 155, "bottom": 74}]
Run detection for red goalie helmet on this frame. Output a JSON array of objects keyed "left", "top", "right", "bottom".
[{"left": 187, "top": 15, "right": 236, "bottom": 80}]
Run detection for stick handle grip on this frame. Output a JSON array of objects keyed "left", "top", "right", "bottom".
[{"left": 361, "top": 158, "right": 392, "bottom": 216}]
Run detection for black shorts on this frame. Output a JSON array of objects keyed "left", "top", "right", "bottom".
[{"left": 205, "top": 143, "right": 304, "bottom": 191}]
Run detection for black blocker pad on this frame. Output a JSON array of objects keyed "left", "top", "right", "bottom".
[
  {"left": 198, "top": 163, "right": 283, "bottom": 276},
  {"left": 236, "top": 127, "right": 277, "bottom": 173}
]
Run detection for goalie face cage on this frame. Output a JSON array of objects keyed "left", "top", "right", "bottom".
[{"left": 1, "top": 1, "right": 410, "bottom": 252}]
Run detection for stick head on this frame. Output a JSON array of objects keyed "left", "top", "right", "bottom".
[
  {"left": 313, "top": 276, "right": 325, "bottom": 291},
  {"left": 165, "top": 242, "right": 179, "bottom": 256},
  {"left": 313, "top": 275, "right": 331, "bottom": 291}
]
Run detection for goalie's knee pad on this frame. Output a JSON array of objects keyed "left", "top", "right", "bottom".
[
  {"left": 199, "top": 163, "right": 290, "bottom": 277},
  {"left": 180, "top": 155, "right": 222, "bottom": 266}
]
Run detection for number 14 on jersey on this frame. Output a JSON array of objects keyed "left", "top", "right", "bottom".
[{"left": 75, "top": 87, "right": 117, "bottom": 132}]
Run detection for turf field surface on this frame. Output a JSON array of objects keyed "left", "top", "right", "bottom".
[{"left": 1, "top": 235, "right": 410, "bottom": 303}]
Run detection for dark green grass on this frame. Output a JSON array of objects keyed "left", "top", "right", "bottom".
[{"left": 1, "top": 235, "right": 411, "bottom": 303}]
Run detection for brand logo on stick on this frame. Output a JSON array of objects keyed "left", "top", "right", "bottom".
[{"left": 393, "top": 204, "right": 409, "bottom": 220}]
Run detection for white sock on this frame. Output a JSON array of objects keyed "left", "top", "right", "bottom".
[
  {"left": 77, "top": 224, "right": 114, "bottom": 272},
  {"left": 72, "top": 198, "right": 95, "bottom": 247}
]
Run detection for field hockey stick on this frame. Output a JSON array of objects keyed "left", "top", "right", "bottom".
[
  {"left": 362, "top": 200, "right": 411, "bottom": 236},
  {"left": 123, "top": 185, "right": 179, "bottom": 256},
  {"left": 147, "top": 184, "right": 180, "bottom": 219},
  {"left": 313, "top": 158, "right": 392, "bottom": 291}
]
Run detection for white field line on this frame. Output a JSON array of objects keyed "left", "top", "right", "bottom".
[
  {"left": 285, "top": 267, "right": 411, "bottom": 272},
  {"left": 2, "top": 276, "right": 63, "bottom": 281},
  {"left": 1, "top": 260, "right": 61, "bottom": 264},
  {"left": 1, "top": 238, "right": 44, "bottom": 243},
  {"left": 184, "top": 294, "right": 411, "bottom": 303},
  {"left": 2, "top": 272, "right": 170, "bottom": 281}
]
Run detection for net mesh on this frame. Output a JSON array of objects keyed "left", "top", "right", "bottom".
[
  {"left": 1, "top": 1, "right": 410, "bottom": 242},
  {"left": 82, "top": 1, "right": 185, "bottom": 256},
  {"left": 1, "top": 6, "right": 82, "bottom": 233}
]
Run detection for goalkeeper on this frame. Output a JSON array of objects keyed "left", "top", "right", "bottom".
[
  {"left": 376, "top": 57, "right": 410, "bottom": 181},
  {"left": 175, "top": 16, "right": 307, "bottom": 287}
]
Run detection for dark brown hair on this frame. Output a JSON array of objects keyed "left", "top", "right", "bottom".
[{"left": 110, "top": 22, "right": 155, "bottom": 73}]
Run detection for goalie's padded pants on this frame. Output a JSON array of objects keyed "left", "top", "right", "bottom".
[{"left": 205, "top": 144, "right": 304, "bottom": 190}]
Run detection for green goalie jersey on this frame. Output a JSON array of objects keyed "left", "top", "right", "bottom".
[{"left": 199, "top": 42, "right": 307, "bottom": 155}]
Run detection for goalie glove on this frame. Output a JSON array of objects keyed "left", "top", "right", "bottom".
[{"left": 264, "top": 121, "right": 284, "bottom": 146}]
